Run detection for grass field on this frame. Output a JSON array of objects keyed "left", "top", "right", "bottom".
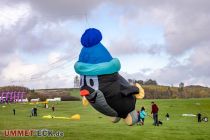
[{"left": 0, "top": 98, "right": 210, "bottom": 140}]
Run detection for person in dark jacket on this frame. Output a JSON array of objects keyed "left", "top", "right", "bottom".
[
  {"left": 166, "top": 113, "right": 170, "bottom": 121},
  {"left": 151, "top": 101, "right": 159, "bottom": 126},
  {"left": 52, "top": 105, "right": 55, "bottom": 112},
  {"left": 34, "top": 107, "right": 37, "bottom": 116},
  {"left": 13, "top": 108, "right": 16, "bottom": 116},
  {"left": 197, "top": 113, "right": 202, "bottom": 122}
]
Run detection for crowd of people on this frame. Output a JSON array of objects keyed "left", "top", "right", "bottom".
[
  {"left": 11, "top": 101, "right": 204, "bottom": 125},
  {"left": 136, "top": 101, "right": 171, "bottom": 126},
  {"left": 136, "top": 101, "right": 206, "bottom": 126},
  {"left": 12, "top": 104, "right": 56, "bottom": 117}
]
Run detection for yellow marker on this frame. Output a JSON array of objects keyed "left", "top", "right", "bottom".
[
  {"left": 42, "top": 114, "right": 80, "bottom": 120},
  {"left": 42, "top": 115, "right": 53, "bottom": 119},
  {"left": 70, "top": 114, "right": 80, "bottom": 120}
]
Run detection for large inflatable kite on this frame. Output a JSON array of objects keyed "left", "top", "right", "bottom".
[{"left": 74, "top": 28, "right": 144, "bottom": 125}]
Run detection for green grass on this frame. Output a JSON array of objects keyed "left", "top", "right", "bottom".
[{"left": 0, "top": 98, "right": 210, "bottom": 140}]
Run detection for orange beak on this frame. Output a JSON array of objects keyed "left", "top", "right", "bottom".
[{"left": 80, "top": 89, "right": 90, "bottom": 96}]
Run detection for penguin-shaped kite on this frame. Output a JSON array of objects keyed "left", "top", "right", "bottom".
[{"left": 74, "top": 28, "right": 144, "bottom": 125}]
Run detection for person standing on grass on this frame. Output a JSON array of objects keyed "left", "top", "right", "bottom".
[
  {"left": 140, "top": 107, "right": 147, "bottom": 125},
  {"left": 197, "top": 113, "right": 202, "bottom": 122},
  {"left": 31, "top": 108, "right": 34, "bottom": 117},
  {"left": 34, "top": 107, "right": 37, "bottom": 116},
  {"left": 13, "top": 108, "right": 16, "bottom": 116},
  {"left": 166, "top": 113, "right": 170, "bottom": 121},
  {"left": 151, "top": 101, "right": 159, "bottom": 126},
  {"left": 45, "top": 103, "right": 48, "bottom": 109},
  {"left": 52, "top": 105, "right": 55, "bottom": 112}
]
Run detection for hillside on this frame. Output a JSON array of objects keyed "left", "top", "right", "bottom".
[
  {"left": 34, "top": 85, "right": 210, "bottom": 100},
  {"left": 31, "top": 88, "right": 81, "bottom": 101},
  {"left": 143, "top": 85, "right": 210, "bottom": 99},
  {"left": 0, "top": 86, "right": 80, "bottom": 101},
  {"left": 1, "top": 85, "right": 210, "bottom": 100}
]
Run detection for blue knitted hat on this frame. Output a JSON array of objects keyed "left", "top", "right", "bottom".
[
  {"left": 79, "top": 28, "right": 113, "bottom": 64},
  {"left": 75, "top": 28, "right": 121, "bottom": 75}
]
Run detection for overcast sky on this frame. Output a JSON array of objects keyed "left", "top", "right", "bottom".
[{"left": 0, "top": 0, "right": 210, "bottom": 89}]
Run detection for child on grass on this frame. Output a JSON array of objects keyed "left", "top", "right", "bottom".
[{"left": 140, "top": 107, "right": 147, "bottom": 125}]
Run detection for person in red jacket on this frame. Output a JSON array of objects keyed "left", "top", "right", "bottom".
[{"left": 151, "top": 101, "right": 159, "bottom": 126}]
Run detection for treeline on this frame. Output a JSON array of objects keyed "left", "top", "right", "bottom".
[
  {"left": 142, "top": 85, "right": 210, "bottom": 99},
  {"left": 27, "top": 90, "right": 80, "bottom": 101},
  {"left": 0, "top": 86, "right": 81, "bottom": 101},
  {"left": 0, "top": 86, "right": 30, "bottom": 92},
  {"left": 1, "top": 84, "right": 210, "bottom": 99},
  {"left": 128, "top": 79, "right": 158, "bottom": 85},
  {"left": 34, "top": 89, "right": 81, "bottom": 101},
  {"left": 128, "top": 79, "right": 210, "bottom": 99}
]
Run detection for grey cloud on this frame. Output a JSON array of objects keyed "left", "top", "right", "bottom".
[
  {"left": 109, "top": 0, "right": 210, "bottom": 56},
  {"left": 24, "top": 75, "right": 73, "bottom": 89},
  {"left": 0, "top": 30, "right": 17, "bottom": 55},
  {"left": 0, "top": 0, "right": 102, "bottom": 55},
  {"left": 120, "top": 71, "right": 147, "bottom": 81},
  {"left": 109, "top": 36, "right": 140, "bottom": 55},
  {"left": 2, "top": 0, "right": 103, "bottom": 20},
  {"left": 20, "top": 22, "right": 79, "bottom": 53},
  {"left": 0, "top": 54, "right": 20, "bottom": 77},
  {"left": 0, "top": 15, "right": 80, "bottom": 55},
  {"left": 109, "top": 36, "right": 164, "bottom": 56},
  {"left": 0, "top": 1, "right": 92, "bottom": 82},
  {"left": 127, "top": 45, "right": 210, "bottom": 86},
  {"left": 188, "top": 46, "right": 210, "bottom": 77},
  {"left": 3, "top": 0, "right": 210, "bottom": 56},
  {"left": 16, "top": 0, "right": 103, "bottom": 21},
  {"left": 157, "top": 1, "right": 210, "bottom": 56},
  {"left": 164, "top": 11, "right": 210, "bottom": 55},
  {"left": 147, "top": 44, "right": 164, "bottom": 55},
  {"left": 150, "top": 65, "right": 191, "bottom": 85}
]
